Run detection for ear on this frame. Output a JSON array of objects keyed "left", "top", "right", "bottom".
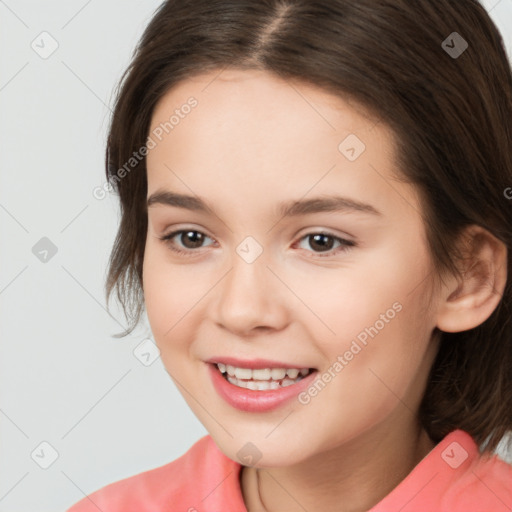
[{"left": 436, "top": 225, "right": 508, "bottom": 333}]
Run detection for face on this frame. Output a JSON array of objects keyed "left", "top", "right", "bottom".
[{"left": 143, "top": 68, "right": 442, "bottom": 467}]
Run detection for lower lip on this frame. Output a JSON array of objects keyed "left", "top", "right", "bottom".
[{"left": 208, "top": 363, "right": 318, "bottom": 413}]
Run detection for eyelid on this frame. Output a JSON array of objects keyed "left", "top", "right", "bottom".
[
  {"left": 294, "top": 226, "right": 355, "bottom": 244},
  {"left": 292, "top": 230, "right": 356, "bottom": 258},
  {"left": 159, "top": 226, "right": 356, "bottom": 258},
  {"left": 160, "top": 227, "right": 217, "bottom": 254}
]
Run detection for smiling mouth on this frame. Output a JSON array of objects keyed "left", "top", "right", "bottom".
[{"left": 215, "top": 363, "right": 316, "bottom": 391}]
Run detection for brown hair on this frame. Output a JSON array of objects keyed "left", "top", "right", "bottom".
[{"left": 104, "top": 0, "right": 512, "bottom": 451}]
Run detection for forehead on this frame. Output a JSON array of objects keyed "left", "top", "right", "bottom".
[
  {"left": 147, "top": 68, "right": 396, "bottom": 173},
  {"left": 145, "top": 68, "right": 419, "bottom": 224},
  {"left": 149, "top": 67, "right": 384, "bottom": 143}
]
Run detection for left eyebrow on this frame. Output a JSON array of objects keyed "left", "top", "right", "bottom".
[
  {"left": 277, "top": 196, "right": 382, "bottom": 218},
  {"left": 146, "top": 190, "right": 382, "bottom": 217}
]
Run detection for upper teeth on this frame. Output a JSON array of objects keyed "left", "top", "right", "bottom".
[{"left": 217, "top": 363, "right": 309, "bottom": 380}]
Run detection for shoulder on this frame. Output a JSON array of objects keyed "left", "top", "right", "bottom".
[
  {"left": 66, "top": 435, "right": 243, "bottom": 512},
  {"left": 446, "top": 439, "right": 512, "bottom": 510},
  {"left": 375, "top": 429, "right": 512, "bottom": 512},
  {"left": 432, "top": 430, "right": 512, "bottom": 511}
]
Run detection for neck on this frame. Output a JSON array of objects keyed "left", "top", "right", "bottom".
[{"left": 241, "top": 419, "right": 436, "bottom": 512}]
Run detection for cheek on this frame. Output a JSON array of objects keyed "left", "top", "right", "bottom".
[
  {"left": 321, "top": 277, "right": 435, "bottom": 408},
  {"left": 142, "top": 245, "right": 195, "bottom": 347},
  {"left": 288, "top": 245, "right": 431, "bottom": 348},
  {"left": 298, "top": 287, "right": 435, "bottom": 447},
  {"left": 292, "top": 245, "right": 436, "bottom": 403},
  {"left": 142, "top": 242, "right": 219, "bottom": 370}
]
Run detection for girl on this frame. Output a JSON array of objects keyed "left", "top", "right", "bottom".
[{"left": 67, "top": 0, "right": 512, "bottom": 510}]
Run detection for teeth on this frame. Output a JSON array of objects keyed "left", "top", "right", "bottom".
[
  {"left": 271, "top": 368, "right": 286, "bottom": 380},
  {"left": 226, "top": 375, "right": 302, "bottom": 390},
  {"left": 286, "top": 369, "right": 299, "bottom": 379},
  {"left": 217, "top": 363, "right": 313, "bottom": 390},
  {"left": 252, "top": 368, "right": 271, "bottom": 380},
  {"left": 234, "top": 367, "right": 252, "bottom": 380},
  {"left": 246, "top": 380, "right": 258, "bottom": 390}
]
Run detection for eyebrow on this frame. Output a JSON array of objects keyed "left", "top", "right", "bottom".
[{"left": 147, "top": 190, "right": 382, "bottom": 217}]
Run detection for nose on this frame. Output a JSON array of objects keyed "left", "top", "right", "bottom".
[{"left": 212, "top": 249, "right": 289, "bottom": 337}]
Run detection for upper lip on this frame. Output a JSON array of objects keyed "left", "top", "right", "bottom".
[{"left": 205, "top": 356, "right": 314, "bottom": 370}]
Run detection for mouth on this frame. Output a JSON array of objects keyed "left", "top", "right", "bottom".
[
  {"left": 207, "top": 359, "right": 319, "bottom": 412},
  {"left": 215, "top": 362, "right": 316, "bottom": 391}
]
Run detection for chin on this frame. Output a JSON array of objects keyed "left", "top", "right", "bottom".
[{"left": 209, "top": 429, "right": 314, "bottom": 469}]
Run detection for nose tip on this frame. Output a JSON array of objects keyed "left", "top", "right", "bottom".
[{"left": 212, "top": 251, "right": 288, "bottom": 336}]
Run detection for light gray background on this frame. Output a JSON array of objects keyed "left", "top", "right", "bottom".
[{"left": 0, "top": 1, "right": 511, "bottom": 511}]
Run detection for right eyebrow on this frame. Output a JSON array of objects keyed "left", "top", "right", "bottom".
[{"left": 147, "top": 190, "right": 214, "bottom": 214}]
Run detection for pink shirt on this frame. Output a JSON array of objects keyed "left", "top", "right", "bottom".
[{"left": 67, "top": 430, "right": 512, "bottom": 511}]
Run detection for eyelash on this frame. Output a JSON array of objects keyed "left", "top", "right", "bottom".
[{"left": 159, "top": 229, "right": 356, "bottom": 258}]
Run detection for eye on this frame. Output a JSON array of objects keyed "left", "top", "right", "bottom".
[
  {"left": 294, "top": 232, "right": 356, "bottom": 257},
  {"left": 159, "top": 229, "right": 216, "bottom": 256},
  {"left": 159, "top": 229, "right": 356, "bottom": 258}
]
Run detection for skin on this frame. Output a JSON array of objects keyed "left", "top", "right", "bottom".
[{"left": 142, "top": 68, "right": 507, "bottom": 512}]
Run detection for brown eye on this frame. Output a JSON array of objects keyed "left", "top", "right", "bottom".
[
  {"left": 160, "top": 229, "right": 215, "bottom": 256},
  {"left": 178, "top": 231, "right": 206, "bottom": 249},
  {"left": 296, "top": 232, "right": 356, "bottom": 257},
  {"left": 308, "top": 234, "right": 336, "bottom": 252}
]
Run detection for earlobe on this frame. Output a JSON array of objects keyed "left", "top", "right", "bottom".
[{"left": 435, "top": 226, "right": 508, "bottom": 333}]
